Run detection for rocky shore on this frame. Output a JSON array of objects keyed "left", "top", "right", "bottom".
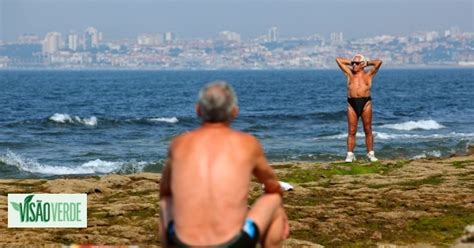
[{"left": 0, "top": 153, "right": 473, "bottom": 247}]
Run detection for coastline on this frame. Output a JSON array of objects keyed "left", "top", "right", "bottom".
[
  {"left": 0, "top": 152, "right": 473, "bottom": 247},
  {"left": 1, "top": 65, "right": 474, "bottom": 71}
]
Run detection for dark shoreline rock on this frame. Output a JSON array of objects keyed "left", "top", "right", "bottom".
[{"left": 0, "top": 155, "right": 473, "bottom": 247}]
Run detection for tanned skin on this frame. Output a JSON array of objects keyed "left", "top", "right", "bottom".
[
  {"left": 160, "top": 87, "right": 289, "bottom": 247},
  {"left": 335, "top": 56, "right": 382, "bottom": 153}
]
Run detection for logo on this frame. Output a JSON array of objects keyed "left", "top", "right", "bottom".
[{"left": 8, "top": 194, "right": 87, "bottom": 228}]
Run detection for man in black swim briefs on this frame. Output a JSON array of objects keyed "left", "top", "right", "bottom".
[{"left": 336, "top": 54, "right": 383, "bottom": 162}]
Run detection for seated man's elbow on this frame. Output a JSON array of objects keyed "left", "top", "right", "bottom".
[{"left": 159, "top": 187, "right": 172, "bottom": 198}]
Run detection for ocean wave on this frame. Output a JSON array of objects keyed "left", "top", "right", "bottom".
[
  {"left": 148, "top": 117, "right": 179, "bottom": 123},
  {"left": 380, "top": 120, "right": 445, "bottom": 131},
  {"left": 314, "top": 131, "right": 474, "bottom": 140},
  {"left": 37, "top": 114, "right": 181, "bottom": 127},
  {"left": 49, "top": 113, "right": 98, "bottom": 126},
  {"left": 411, "top": 150, "right": 442, "bottom": 160},
  {"left": 0, "top": 150, "right": 148, "bottom": 175}
]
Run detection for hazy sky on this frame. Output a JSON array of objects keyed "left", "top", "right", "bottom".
[{"left": 0, "top": 0, "right": 472, "bottom": 41}]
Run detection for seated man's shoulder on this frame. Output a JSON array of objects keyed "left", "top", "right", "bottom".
[
  {"left": 169, "top": 132, "right": 192, "bottom": 148},
  {"left": 171, "top": 130, "right": 260, "bottom": 151},
  {"left": 233, "top": 130, "right": 260, "bottom": 145}
]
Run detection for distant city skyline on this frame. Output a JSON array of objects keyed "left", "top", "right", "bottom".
[{"left": 1, "top": 0, "right": 472, "bottom": 42}]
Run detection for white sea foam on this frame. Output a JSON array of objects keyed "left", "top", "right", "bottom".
[
  {"left": 375, "top": 132, "right": 474, "bottom": 140},
  {"left": 314, "top": 132, "right": 474, "bottom": 140},
  {"left": 381, "top": 120, "right": 445, "bottom": 131},
  {"left": 149, "top": 117, "right": 179, "bottom": 123},
  {"left": 412, "top": 150, "right": 442, "bottom": 160},
  {"left": 49, "top": 113, "right": 73, "bottom": 123},
  {"left": 314, "top": 133, "right": 350, "bottom": 140},
  {"left": 0, "top": 150, "right": 147, "bottom": 175},
  {"left": 49, "top": 113, "right": 98, "bottom": 126},
  {"left": 82, "top": 116, "right": 98, "bottom": 126}
]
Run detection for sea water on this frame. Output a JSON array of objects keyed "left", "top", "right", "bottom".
[{"left": 0, "top": 69, "right": 473, "bottom": 178}]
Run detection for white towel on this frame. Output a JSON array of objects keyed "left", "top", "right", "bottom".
[
  {"left": 278, "top": 181, "right": 294, "bottom": 191},
  {"left": 262, "top": 181, "right": 294, "bottom": 191}
]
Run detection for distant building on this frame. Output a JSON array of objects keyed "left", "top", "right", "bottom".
[
  {"left": 68, "top": 32, "right": 78, "bottom": 51},
  {"left": 425, "top": 31, "right": 439, "bottom": 42},
  {"left": 137, "top": 34, "right": 162, "bottom": 46},
  {"left": 449, "top": 26, "right": 461, "bottom": 37},
  {"left": 18, "top": 34, "right": 41, "bottom": 44},
  {"left": 444, "top": 30, "right": 451, "bottom": 37},
  {"left": 445, "top": 27, "right": 462, "bottom": 38},
  {"left": 4, "top": 25, "right": 472, "bottom": 69},
  {"left": 163, "top": 32, "right": 175, "bottom": 44},
  {"left": 84, "top": 27, "right": 100, "bottom": 50},
  {"left": 0, "top": 56, "right": 9, "bottom": 68},
  {"left": 219, "top": 31, "right": 241, "bottom": 43},
  {"left": 42, "top": 32, "right": 62, "bottom": 54},
  {"left": 268, "top": 27, "right": 278, "bottom": 42},
  {"left": 330, "top": 32, "right": 343, "bottom": 44},
  {"left": 308, "top": 34, "right": 324, "bottom": 41}
]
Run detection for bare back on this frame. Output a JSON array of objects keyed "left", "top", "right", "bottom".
[{"left": 169, "top": 125, "right": 258, "bottom": 245}]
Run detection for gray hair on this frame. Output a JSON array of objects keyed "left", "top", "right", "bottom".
[{"left": 197, "top": 80, "right": 238, "bottom": 122}]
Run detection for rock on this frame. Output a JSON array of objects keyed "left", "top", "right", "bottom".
[
  {"left": 44, "top": 178, "right": 107, "bottom": 194},
  {"left": 100, "top": 174, "right": 132, "bottom": 187},
  {"left": 467, "top": 145, "right": 474, "bottom": 155},
  {"left": 377, "top": 245, "right": 398, "bottom": 248},
  {"left": 127, "top": 173, "right": 160, "bottom": 182},
  {"left": 321, "top": 164, "right": 331, "bottom": 170},
  {"left": 461, "top": 224, "right": 474, "bottom": 243},
  {"left": 329, "top": 237, "right": 342, "bottom": 243},
  {"left": 371, "top": 231, "right": 382, "bottom": 240},
  {"left": 1, "top": 155, "right": 474, "bottom": 246},
  {"left": 283, "top": 238, "right": 324, "bottom": 247},
  {"left": 465, "top": 225, "right": 474, "bottom": 234},
  {"left": 373, "top": 210, "right": 430, "bottom": 221}
]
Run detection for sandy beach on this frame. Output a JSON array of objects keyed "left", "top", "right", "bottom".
[{"left": 1, "top": 151, "right": 473, "bottom": 247}]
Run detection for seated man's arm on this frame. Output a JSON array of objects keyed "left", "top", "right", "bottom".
[
  {"left": 367, "top": 59, "right": 383, "bottom": 76},
  {"left": 336, "top": 57, "right": 353, "bottom": 77},
  {"left": 159, "top": 149, "right": 173, "bottom": 246},
  {"left": 252, "top": 137, "right": 282, "bottom": 196}
]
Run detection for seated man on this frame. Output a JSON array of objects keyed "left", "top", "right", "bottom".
[{"left": 160, "top": 81, "right": 289, "bottom": 248}]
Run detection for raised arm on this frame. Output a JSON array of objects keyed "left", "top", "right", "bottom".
[
  {"left": 252, "top": 137, "right": 282, "bottom": 196},
  {"left": 160, "top": 156, "right": 172, "bottom": 198},
  {"left": 367, "top": 59, "right": 383, "bottom": 76},
  {"left": 336, "top": 57, "right": 353, "bottom": 77}
]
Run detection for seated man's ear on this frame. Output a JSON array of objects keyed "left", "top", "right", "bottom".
[
  {"left": 231, "top": 106, "right": 239, "bottom": 119},
  {"left": 196, "top": 105, "right": 202, "bottom": 117}
]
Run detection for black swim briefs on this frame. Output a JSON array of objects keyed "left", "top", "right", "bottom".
[{"left": 166, "top": 218, "right": 260, "bottom": 248}]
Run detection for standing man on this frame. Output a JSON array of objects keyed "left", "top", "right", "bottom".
[
  {"left": 160, "top": 81, "right": 289, "bottom": 247},
  {"left": 336, "top": 54, "right": 383, "bottom": 162}
]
